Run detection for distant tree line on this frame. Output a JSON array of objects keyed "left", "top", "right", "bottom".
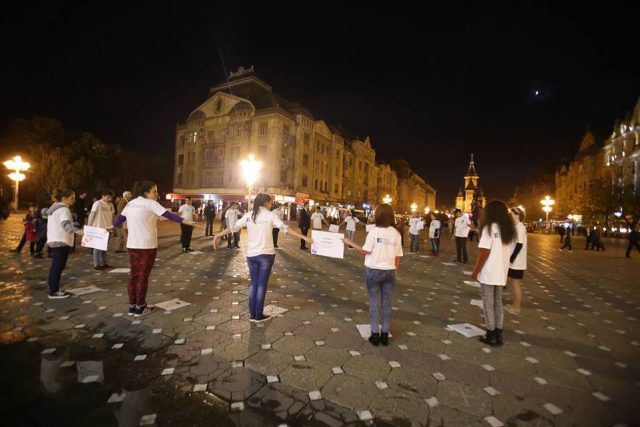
[{"left": 0, "top": 116, "right": 173, "bottom": 208}]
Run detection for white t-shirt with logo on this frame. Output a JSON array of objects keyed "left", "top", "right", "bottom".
[
  {"left": 409, "top": 217, "right": 422, "bottom": 235},
  {"left": 311, "top": 212, "right": 324, "bottom": 229},
  {"left": 344, "top": 216, "right": 359, "bottom": 232},
  {"left": 225, "top": 208, "right": 241, "bottom": 228},
  {"left": 429, "top": 220, "right": 441, "bottom": 239},
  {"left": 47, "top": 205, "right": 74, "bottom": 246},
  {"left": 362, "top": 226, "right": 403, "bottom": 270},
  {"left": 477, "top": 223, "right": 511, "bottom": 286},
  {"left": 232, "top": 207, "right": 288, "bottom": 257},
  {"left": 121, "top": 197, "right": 168, "bottom": 249},
  {"left": 510, "top": 222, "right": 527, "bottom": 270},
  {"left": 178, "top": 204, "right": 196, "bottom": 222},
  {"left": 89, "top": 200, "right": 115, "bottom": 229},
  {"left": 454, "top": 215, "right": 472, "bottom": 238}
]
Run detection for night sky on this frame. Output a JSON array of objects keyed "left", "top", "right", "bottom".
[{"left": 1, "top": 1, "right": 638, "bottom": 205}]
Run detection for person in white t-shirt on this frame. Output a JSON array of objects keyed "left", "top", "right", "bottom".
[
  {"left": 506, "top": 207, "right": 527, "bottom": 314},
  {"left": 341, "top": 210, "right": 360, "bottom": 243},
  {"left": 453, "top": 209, "right": 473, "bottom": 263},
  {"left": 178, "top": 198, "right": 196, "bottom": 252},
  {"left": 428, "top": 213, "right": 442, "bottom": 256},
  {"left": 471, "top": 200, "right": 517, "bottom": 347},
  {"left": 344, "top": 204, "right": 403, "bottom": 347},
  {"left": 213, "top": 194, "right": 311, "bottom": 322},
  {"left": 225, "top": 203, "right": 242, "bottom": 248},
  {"left": 271, "top": 203, "right": 285, "bottom": 248},
  {"left": 311, "top": 207, "right": 328, "bottom": 230},
  {"left": 408, "top": 214, "right": 422, "bottom": 253},
  {"left": 88, "top": 189, "right": 115, "bottom": 270},
  {"left": 113, "top": 180, "right": 193, "bottom": 316},
  {"left": 46, "top": 189, "right": 84, "bottom": 299}
]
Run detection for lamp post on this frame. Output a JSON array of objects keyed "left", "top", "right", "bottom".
[
  {"left": 240, "top": 154, "right": 262, "bottom": 210},
  {"left": 3, "top": 155, "right": 30, "bottom": 211},
  {"left": 540, "top": 195, "right": 555, "bottom": 222},
  {"left": 382, "top": 194, "right": 392, "bottom": 205}
]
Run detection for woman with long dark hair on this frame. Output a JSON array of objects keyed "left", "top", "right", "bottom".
[
  {"left": 112, "top": 180, "right": 193, "bottom": 316},
  {"left": 471, "top": 200, "right": 516, "bottom": 346},
  {"left": 213, "top": 193, "right": 311, "bottom": 322}
]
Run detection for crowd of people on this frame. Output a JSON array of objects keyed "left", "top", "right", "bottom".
[{"left": 4, "top": 183, "right": 640, "bottom": 346}]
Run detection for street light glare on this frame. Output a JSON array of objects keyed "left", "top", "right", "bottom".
[{"left": 240, "top": 154, "right": 262, "bottom": 187}]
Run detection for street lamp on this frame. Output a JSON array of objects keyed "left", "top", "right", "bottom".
[
  {"left": 424, "top": 207, "right": 430, "bottom": 215},
  {"left": 240, "top": 154, "right": 262, "bottom": 210},
  {"left": 3, "top": 155, "right": 30, "bottom": 211},
  {"left": 382, "top": 194, "right": 392, "bottom": 204},
  {"left": 410, "top": 203, "right": 417, "bottom": 214},
  {"left": 540, "top": 195, "right": 555, "bottom": 222}
]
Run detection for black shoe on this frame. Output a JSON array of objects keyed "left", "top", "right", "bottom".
[
  {"left": 234, "top": 245, "right": 240, "bottom": 249},
  {"left": 94, "top": 266, "right": 104, "bottom": 271},
  {"left": 479, "top": 329, "right": 499, "bottom": 346},
  {"left": 128, "top": 305, "right": 136, "bottom": 316},
  {"left": 380, "top": 332, "right": 389, "bottom": 346},
  {"left": 495, "top": 328, "right": 504, "bottom": 346},
  {"left": 369, "top": 332, "right": 380, "bottom": 346},
  {"left": 133, "top": 305, "right": 154, "bottom": 317}
]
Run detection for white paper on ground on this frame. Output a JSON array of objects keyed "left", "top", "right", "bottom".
[
  {"left": 67, "top": 286, "right": 106, "bottom": 296},
  {"left": 155, "top": 299, "right": 191, "bottom": 311},
  {"left": 464, "top": 280, "right": 481, "bottom": 288},
  {"left": 447, "top": 323, "right": 485, "bottom": 338},
  {"left": 263, "top": 304, "right": 288, "bottom": 316},
  {"left": 109, "top": 268, "right": 130, "bottom": 274},
  {"left": 77, "top": 361, "right": 104, "bottom": 383},
  {"left": 188, "top": 251, "right": 205, "bottom": 255},
  {"left": 470, "top": 299, "right": 483, "bottom": 308}
]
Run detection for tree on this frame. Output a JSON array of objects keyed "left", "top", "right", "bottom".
[
  {"left": 29, "top": 144, "right": 75, "bottom": 202},
  {"left": 510, "top": 168, "right": 555, "bottom": 219}
]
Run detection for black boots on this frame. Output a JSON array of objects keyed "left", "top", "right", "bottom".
[
  {"left": 380, "top": 332, "right": 389, "bottom": 346},
  {"left": 495, "top": 328, "right": 504, "bottom": 346},
  {"left": 369, "top": 333, "right": 380, "bottom": 346},
  {"left": 479, "top": 329, "right": 499, "bottom": 346}
]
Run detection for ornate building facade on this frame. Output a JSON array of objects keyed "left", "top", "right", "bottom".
[
  {"left": 172, "top": 66, "right": 436, "bottom": 215},
  {"left": 455, "top": 154, "right": 486, "bottom": 213},
  {"left": 555, "top": 97, "right": 639, "bottom": 217}
]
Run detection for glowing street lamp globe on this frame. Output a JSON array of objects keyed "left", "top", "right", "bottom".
[
  {"left": 4, "top": 155, "right": 30, "bottom": 210},
  {"left": 410, "top": 203, "right": 417, "bottom": 213},
  {"left": 540, "top": 195, "right": 555, "bottom": 222},
  {"left": 382, "top": 194, "right": 392, "bottom": 204},
  {"left": 240, "top": 154, "right": 262, "bottom": 188}
]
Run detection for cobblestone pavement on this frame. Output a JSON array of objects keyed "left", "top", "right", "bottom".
[{"left": 1, "top": 214, "right": 639, "bottom": 426}]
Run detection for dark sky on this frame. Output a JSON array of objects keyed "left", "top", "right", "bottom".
[{"left": 1, "top": 1, "right": 638, "bottom": 205}]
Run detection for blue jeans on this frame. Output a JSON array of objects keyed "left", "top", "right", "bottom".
[
  {"left": 410, "top": 233, "right": 419, "bottom": 252},
  {"left": 93, "top": 249, "right": 107, "bottom": 267},
  {"left": 430, "top": 238, "right": 440, "bottom": 255},
  {"left": 247, "top": 254, "right": 276, "bottom": 318},
  {"left": 48, "top": 246, "right": 70, "bottom": 294},
  {"left": 366, "top": 268, "right": 396, "bottom": 333},
  {"left": 347, "top": 230, "right": 355, "bottom": 241}
]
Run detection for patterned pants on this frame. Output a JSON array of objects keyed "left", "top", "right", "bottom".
[
  {"left": 128, "top": 248, "right": 157, "bottom": 306},
  {"left": 481, "top": 284, "right": 504, "bottom": 330}
]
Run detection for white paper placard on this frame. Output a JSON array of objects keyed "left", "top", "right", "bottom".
[
  {"left": 109, "top": 268, "right": 130, "bottom": 274},
  {"left": 264, "top": 304, "right": 288, "bottom": 316},
  {"left": 417, "top": 221, "right": 424, "bottom": 231},
  {"left": 81, "top": 226, "right": 109, "bottom": 251},
  {"left": 329, "top": 224, "right": 340, "bottom": 233},
  {"left": 311, "top": 230, "right": 345, "bottom": 259},
  {"left": 470, "top": 299, "right": 483, "bottom": 308},
  {"left": 447, "top": 323, "right": 485, "bottom": 338},
  {"left": 464, "top": 280, "right": 481, "bottom": 288},
  {"left": 155, "top": 299, "right": 191, "bottom": 311},
  {"left": 366, "top": 224, "right": 375, "bottom": 233},
  {"left": 67, "top": 286, "right": 105, "bottom": 296}
]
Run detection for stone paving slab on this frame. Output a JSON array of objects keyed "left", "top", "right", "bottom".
[{"left": 1, "top": 214, "right": 639, "bottom": 425}]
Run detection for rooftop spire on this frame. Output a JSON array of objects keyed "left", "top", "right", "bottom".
[{"left": 466, "top": 153, "right": 478, "bottom": 177}]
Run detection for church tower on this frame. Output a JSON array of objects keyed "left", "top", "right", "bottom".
[{"left": 455, "top": 154, "right": 486, "bottom": 213}]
